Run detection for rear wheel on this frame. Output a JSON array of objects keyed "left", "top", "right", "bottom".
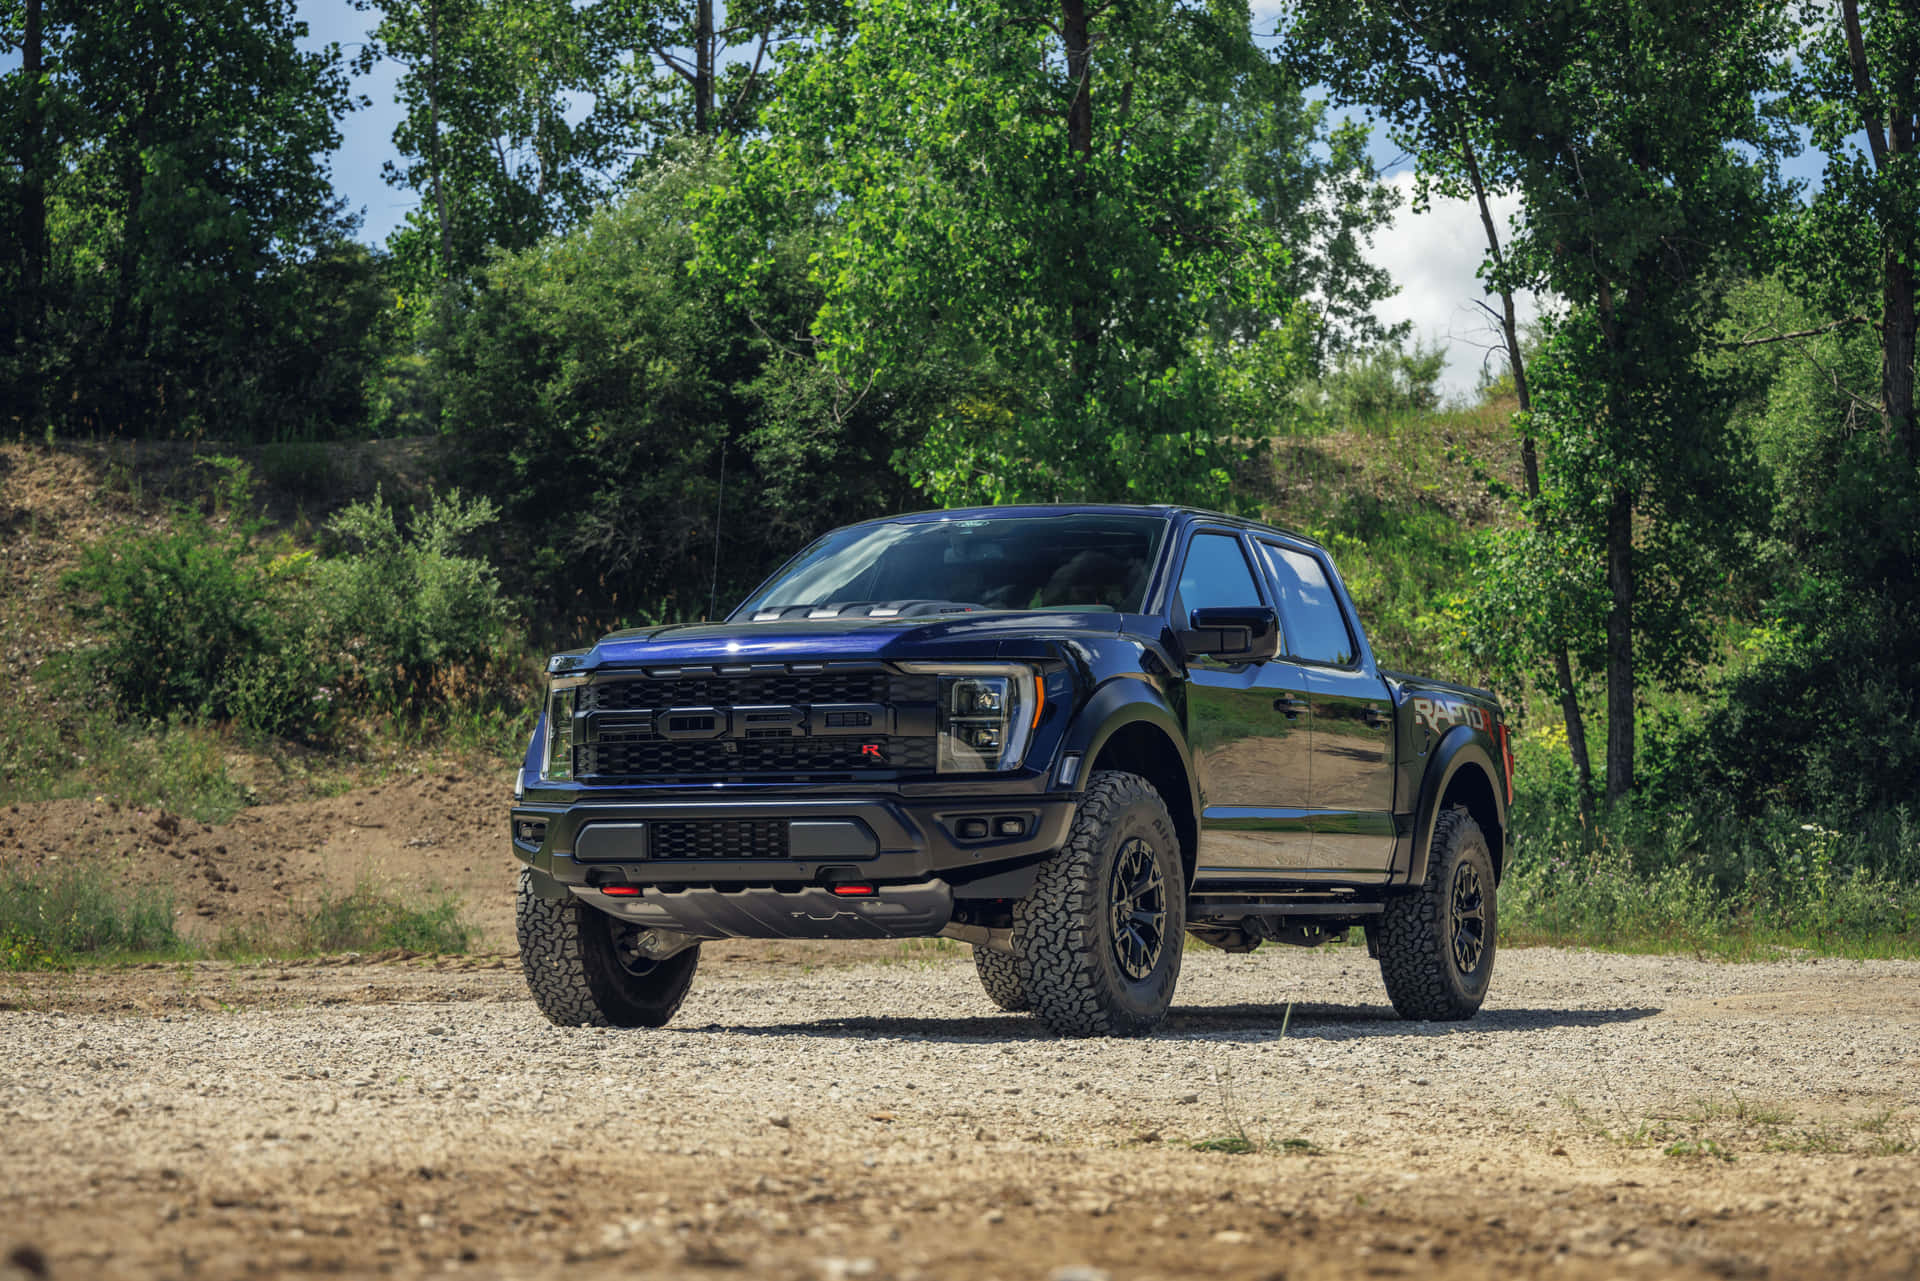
[
  {"left": 516, "top": 870, "right": 700, "bottom": 1027},
  {"left": 1376, "top": 807, "right": 1496, "bottom": 1020},
  {"left": 972, "top": 945, "right": 1028, "bottom": 1011},
  {"left": 1013, "top": 770, "right": 1186, "bottom": 1037}
]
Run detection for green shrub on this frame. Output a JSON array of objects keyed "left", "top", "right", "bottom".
[
  {"left": 256, "top": 441, "right": 341, "bottom": 499},
  {"left": 1303, "top": 339, "right": 1447, "bottom": 428},
  {"left": 64, "top": 514, "right": 270, "bottom": 722},
  {"left": 0, "top": 864, "right": 185, "bottom": 969},
  {"left": 62, "top": 465, "right": 517, "bottom": 741},
  {"left": 315, "top": 488, "right": 510, "bottom": 707}
]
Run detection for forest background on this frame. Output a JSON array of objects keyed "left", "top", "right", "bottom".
[{"left": 3, "top": 0, "right": 1918, "bottom": 957}]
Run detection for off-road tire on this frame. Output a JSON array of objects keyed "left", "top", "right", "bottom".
[
  {"left": 515, "top": 870, "right": 700, "bottom": 1027},
  {"left": 973, "top": 946, "right": 1029, "bottom": 1012},
  {"left": 1377, "top": 806, "right": 1496, "bottom": 1021},
  {"left": 1012, "top": 770, "right": 1186, "bottom": 1037}
]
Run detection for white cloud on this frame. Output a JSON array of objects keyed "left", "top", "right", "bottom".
[{"left": 1366, "top": 172, "right": 1543, "bottom": 399}]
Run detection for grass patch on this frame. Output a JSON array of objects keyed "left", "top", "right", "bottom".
[
  {"left": 887, "top": 938, "right": 965, "bottom": 966},
  {"left": 0, "top": 701, "right": 250, "bottom": 823},
  {"left": 0, "top": 863, "right": 187, "bottom": 969},
  {"left": 215, "top": 881, "right": 476, "bottom": 957},
  {"left": 1188, "top": 1134, "right": 1320, "bottom": 1156},
  {"left": 0, "top": 864, "right": 474, "bottom": 968},
  {"left": 301, "top": 881, "right": 475, "bottom": 953},
  {"left": 1190, "top": 1134, "right": 1258, "bottom": 1154},
  {"left": 1568, "top": 1094, "right": 1916, "bottom": 1161},
  {"left": 1502, "top": 764, "right": 1920, "bottom": 960}
]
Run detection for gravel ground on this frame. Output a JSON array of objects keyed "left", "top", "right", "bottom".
[{"left": 4, "top": 944, "right": 1919, "bottom": 1281}]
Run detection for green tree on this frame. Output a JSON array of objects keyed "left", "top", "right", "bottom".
[
  {"left": 440, "top": 148, "right": 919, "bottom": 620},
  {"left": 1784, "top": 0, "right": 1920, "bottom": 459},
  {"left": 363, "top": 0, "right": 613, "bottom": 292},
  {"left": 1, "top": 0, "right": 361, "bottom": 437},
  {"left": 1232, "top": 56, "right": 1403, "bottom": 359},
  {"left": 1280, "top": 4, "right": 1599, "bottom": 812},
  {"left": 592, "top": 0, "right": 823, "bottom": 150},
  {"left": 1289, "top": 0, "right": 1788, "bottom": 801},
  {"left": 697, "top": 0, "right": 1304, "bottom": 508}
]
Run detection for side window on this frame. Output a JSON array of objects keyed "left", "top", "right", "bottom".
[
  {"left": 1260, "top": 543, "right": 1356, "bottom": 665},
  {"left": 1176, "top": 532, "right": 1264, "bottom": 618}
]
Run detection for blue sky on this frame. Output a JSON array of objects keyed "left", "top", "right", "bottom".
[
  {"left": 302, "top": 0, "right": 1834, "bottom": 396},
  {"left": 298, "top": 0, "right": 409, "bottom": 240}
]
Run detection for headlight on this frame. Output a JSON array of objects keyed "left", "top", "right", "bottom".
[
  {"left": 899, "top": 663, "right": 1041, "bottom": 773},
  {"left": 541, "top": 679, "right": 587, "bottom": 782}
]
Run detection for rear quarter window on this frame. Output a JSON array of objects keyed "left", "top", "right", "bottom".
[{"left": 1259, "top": 543, "right": 1356, "bottom": 665}]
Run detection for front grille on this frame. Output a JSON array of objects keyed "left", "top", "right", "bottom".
[
  {"left": 649, "top": 820, "right": 790, "bottom": 860},
  {"left": 578, "top": 735, "right": 937, "bottom": 781},
  {"left": 584, "top": 669, "right": 928, "bottom": 712},
  {"left": 572, "top": 664, "right": 939, "bottom": 783}
]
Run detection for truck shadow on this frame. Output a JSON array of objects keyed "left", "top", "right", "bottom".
[{"left": 680, "top": 1003, "right": 1660, "bottom": 1044}]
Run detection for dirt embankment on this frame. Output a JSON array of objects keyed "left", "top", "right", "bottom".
[
  {"left": 3, "top": 947, "right": 1917, "bottom": 1281},
  {"left": 2, "top": 768, "right": 518, "bottom": 945}
]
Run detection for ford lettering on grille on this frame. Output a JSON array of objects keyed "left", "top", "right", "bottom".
[{"left": 570, "top": 667, "right": 940, "bottom": 782}]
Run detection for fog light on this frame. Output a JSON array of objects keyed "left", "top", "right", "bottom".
[
  {"left": 995, "top": 817, "right": 1026, "bottom": 838},
  {"left": 956, "top": 818, "right": 989, "bottom": 840}
]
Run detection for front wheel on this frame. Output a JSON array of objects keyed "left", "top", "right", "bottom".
[
  {"left": 516, "top": 870, "right": 700, "bottom": 1027},
  {"left": 1013, "top": 770, "right": 1186, "bottom": 1037},
  {"left": 1376, "top": 806, "right": 1496, "bottom": 1020}
]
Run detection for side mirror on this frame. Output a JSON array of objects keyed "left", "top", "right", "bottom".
[{"left": 1180, "top": 606, "right": 1279, "bottom": 664}]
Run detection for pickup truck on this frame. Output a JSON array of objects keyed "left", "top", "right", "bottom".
[{"left": 510, "top": 505, "right": 1511, "bottom": 1037}]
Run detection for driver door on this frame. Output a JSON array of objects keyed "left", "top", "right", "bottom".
[{"left": 1177, "top": 529, "right": 1317, "bottom": 873}]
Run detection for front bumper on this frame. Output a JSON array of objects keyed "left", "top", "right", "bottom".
[{"left": 510, "top": 792, "right": 1077, "bottom": 894}]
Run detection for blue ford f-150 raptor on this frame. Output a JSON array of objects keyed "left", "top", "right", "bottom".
[{"left": 510, "top": 505, "right": 1513, "bottom": 1037}]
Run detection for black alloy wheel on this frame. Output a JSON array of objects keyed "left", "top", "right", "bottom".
[
  {"left": 1109, "top": 836, "right": 1168, "bottom": 981},
  {"left": 1450, "top": 859, "right": 1487, "bottom": 973}
]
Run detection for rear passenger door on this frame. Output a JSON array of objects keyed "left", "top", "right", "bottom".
[
  {"left": 1255, "top": 541, "right": 1398, "bottom": 872},
  {"left": 1174, "top": 529, "right": 1318, "bottom": 873}
]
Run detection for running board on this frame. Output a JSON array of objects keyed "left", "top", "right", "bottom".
[{"left": 1188, "top": 898, "right": 1383, "bottom": 917}]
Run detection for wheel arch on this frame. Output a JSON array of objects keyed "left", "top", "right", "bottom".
[
  {"left": 1066, "top": 683, "right": 1200, "bottom": 888},
  {"left": 1409, "top": 728, "right": 1507, "bottom": 885}
]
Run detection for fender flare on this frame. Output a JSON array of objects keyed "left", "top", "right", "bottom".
[
  {"left": 1407, "top": 726, "right": 1507, "bottom": 886},
  {"left": 1058, "top": 676, "right": 1201, "bottom": 856}
]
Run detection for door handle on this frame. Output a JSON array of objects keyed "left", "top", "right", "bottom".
[
  {"left": 1273, "top": 696, "right": 1308, "bottom": 719},
  {"left": 1362, "top": 708, "right": 1392, "bottom": 728}
]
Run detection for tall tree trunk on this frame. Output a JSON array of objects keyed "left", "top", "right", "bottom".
[
  {"left": 1060, "top": 0, "right": 1097, "bottom": 387},
  {"left": 1885, "top": 238, "right": 1917, "bottom": 461},
  {"left": 20, "top": 0, "right": 44, "bottom": 301},
  {"left": 1840, "top": 0, "right": 1917, "bottom": 458},
  {"left": 17, "top": 0, "right": 46, "bottom": 426},
  {"left": 1459, "top": 125, "right": 1596, "bottom": 821},
  {"left": 429, "top": 0, "right": 451, "bottom": 281},
  {"left": 1604, "top": 486, "right": 1634, "bottom": 801},
  {"left": 694, "top": 0, "right": 714, "bottom": 134}
]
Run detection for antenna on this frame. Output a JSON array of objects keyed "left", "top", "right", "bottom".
[{"left": 707, "top": 439, "right": 727, "bottom": 621}]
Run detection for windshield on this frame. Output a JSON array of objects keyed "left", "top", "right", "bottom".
[{"left": 735, "top": 514, "right": 1170, "bottom": 618}]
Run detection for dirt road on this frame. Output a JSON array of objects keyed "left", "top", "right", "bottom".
[{"left": 4, "top": 945, "right": 1919, "bottom": 1281}]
